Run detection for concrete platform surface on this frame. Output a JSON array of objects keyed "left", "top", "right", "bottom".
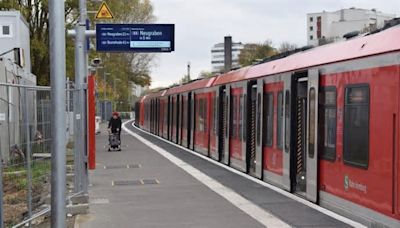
[{"left": 75, "top": 123, "right": 265, "bottom": 228}]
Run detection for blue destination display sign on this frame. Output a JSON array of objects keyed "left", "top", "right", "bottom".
[{"left": 96, "top": 24, "right": 175, "bottom": 52}]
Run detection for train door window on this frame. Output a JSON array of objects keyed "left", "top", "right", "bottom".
[
  {"left": 203, "top": 98, "right": 208, "bottom": 133},
  {"left": 277, "top": 91, "right": 284, "bottom": 149},
  {"left": 199, "top": 98, "right": 203, "bottom": 132},
  {"left": 256, "top": 93, "right": 261, "bottom": 146},
  {"left": 213, "top": 96, "right": 218, "bottom": 135},
  {"left": 309, "top": 88, "right": 316, "bottom": 159},
  {"left": 284, "top": 90, "right": 290, "bottom": 151},
  {"left": 344, "top": 85, "right": 369, "bottom": 169},
  {"left": 319, "top": 87, "right": 337, "bottom": 161},
  {"left": 263, "top": 93, "right": 274, "bottom": 147},
  {"left": 231, "top": 95, "right": 236, "bottom": 138},
  {"left": 239, "top": 94, "right": 243, "bottom": 140}
]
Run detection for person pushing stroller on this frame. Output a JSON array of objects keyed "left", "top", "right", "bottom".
[{"left": 108, "top": 112, "right": 122, "bottom": 151}]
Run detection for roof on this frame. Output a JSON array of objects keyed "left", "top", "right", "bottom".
[
  {"left": 165, "top": 77, "right": 216, "bottom": 95},
  {"left": 214, "top": 25, "right": 400, "bottom": 85}
]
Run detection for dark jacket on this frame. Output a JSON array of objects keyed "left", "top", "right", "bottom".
[{"left": 108, "top": 117, "right": 122, "bottom": 133}]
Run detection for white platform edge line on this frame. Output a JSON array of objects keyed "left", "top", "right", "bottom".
[
  {"left": 125, "top": 120, "right": 366, "bottom": 228},
  {"left": 122, "top": 121, "right": 290, "bottom": 228}
]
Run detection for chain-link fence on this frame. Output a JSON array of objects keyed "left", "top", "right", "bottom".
[{"left": 0, "top": 83, "right": 79, "bottom": 227}]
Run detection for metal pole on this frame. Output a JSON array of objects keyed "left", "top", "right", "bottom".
[
  {"left": 73, "top": 0, "right": 88, "bottom": 194},
  {"left": 49, "top": 0, "right": 67, "bottom": 226},
  {"left": 23, "top": 89, "right": 33, "bottom": 227}
]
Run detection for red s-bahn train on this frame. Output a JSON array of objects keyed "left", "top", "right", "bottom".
[{"left": 135, "top": 22, "right": 400, "bottom": 227}]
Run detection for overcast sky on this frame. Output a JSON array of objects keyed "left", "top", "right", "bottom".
[{"left": 149, "top": 0, "right": 400, "bottom": 88}]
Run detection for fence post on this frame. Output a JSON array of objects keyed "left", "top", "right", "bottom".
[{"left": 23, "top": 88, "right": 33, "bottom": 227}]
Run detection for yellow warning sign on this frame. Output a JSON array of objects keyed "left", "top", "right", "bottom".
[{"left": 95, "top": 2, "right": 114, "bottom": 19}]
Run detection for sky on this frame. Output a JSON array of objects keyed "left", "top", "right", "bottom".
[{"left": 149, "top": 0, "right": 400, "bottom": 88}]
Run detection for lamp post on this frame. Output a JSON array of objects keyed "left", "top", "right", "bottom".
[
  {"left": 113, "top": 78, "right": 120, "bottom": 110},
  {"left": 103, "top": 72, "right": 110, "bottom": 100}
]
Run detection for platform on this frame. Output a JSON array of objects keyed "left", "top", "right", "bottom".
[{"left": 75, "top": 120, "right": 361, "bottom": 228}]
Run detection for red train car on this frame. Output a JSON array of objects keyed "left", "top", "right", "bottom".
[{"left": 136, "top": 23, "right": 400, "bottom": 227}]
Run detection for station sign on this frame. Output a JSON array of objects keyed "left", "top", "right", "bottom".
[{"left": 96, "top": 24, "right": 175, "bottom": 52}]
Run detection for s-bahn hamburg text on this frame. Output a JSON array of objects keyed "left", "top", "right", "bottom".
[{"left": 96, "top": 24, "right": 175, "bottom": 52}]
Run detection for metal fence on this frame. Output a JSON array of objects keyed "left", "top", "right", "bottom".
[{"left": 0, "top": 83, "right": 77, "bottom": 227}]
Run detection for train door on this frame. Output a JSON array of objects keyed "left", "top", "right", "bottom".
[
  {"left": 306, "top": 69, "right": 319, "bottom": 202},
  {"left": 189, "top": 92, "right": 195, "bottom": 150},
  {"left": 150, "top": 100, "right": 154, "bottom": 133},
  {"left": 246, "top": 80, "right": 263, "bottom": 178},
  {"left": 210, "top": 91, "right": 219, "bottom": 160},
  {"left": 289, "top": 70, "right": 319, "bottom": 202},
  {"left": 180, "top": 94, "right": 186, "bottom": 146},
  {"left": 176, "top": 94, "right": 181, "bottom": 144},
  {"left": 217, "top": 86, "right": 229, "bottom": 164},
  {"left": 222, "top": 85, "right": 230, "bottom": 165},
  {"left": 167, "top": 96, "right": 171, "bottom": 140},
  {"left": 230, "top": 83, "right": 246, "bottom": 172},
  {"left": 282, "top": 74, "right": 292, "bottom": 191}
]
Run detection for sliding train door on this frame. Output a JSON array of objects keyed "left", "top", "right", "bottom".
[
  {"left": 222, "top": 85, "right": 231, "bottom": 165},
  {"left": 287, "top": 69, "right": 319, "bottom": 203},
  {"left": 282, "top": 74, "right": 292, "bottom": 191},
  {"left": 306, "top": 69, "right": 319, "bottom": 203},
  {"left": 247, "top": 80, "right": 263, "bottom": 179}
]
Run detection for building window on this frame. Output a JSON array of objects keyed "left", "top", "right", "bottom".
[
  {"left": 319, "top": 87, "right": 337, "bottom": 161},
  {"left": 310, "top": 35, "right": 313, "bottom": 40},
  {"left": 263, "top": 93, "right": 274, "bottom": 147},
  {"left": 0, "top": 24, "right": 12, "bottom": 37},
  {"left": 310, "top": 26, "right": 313, "bottom": 31},
  {"left": 310, "top": 17, "right": 313, "bottom": 22},
  {"left": 344, "top": 85, "right": 370, "bottom": 169},
  {"left": 3, "top": 25, "right": 10, "bottom": 35}
]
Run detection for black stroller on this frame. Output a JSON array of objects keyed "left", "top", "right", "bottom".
[{"left": 108, "top": 133, "right": 121, "bottom": 151}]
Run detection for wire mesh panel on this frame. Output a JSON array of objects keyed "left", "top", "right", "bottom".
[{"left": 0, "top": 84, "right": 55, "bottom": 227}]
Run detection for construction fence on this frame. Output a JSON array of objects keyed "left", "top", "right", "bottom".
[{"left": 0, "top": 82, "right": 79, "bottom": 227}]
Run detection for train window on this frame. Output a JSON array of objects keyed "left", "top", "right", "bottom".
[
  {"left": 344, "top": 85, "right": 369, "bottom": 169},
  {"left": 277, "top": 91, "right": 284, "bottom": 149},
  {"left": 263, "top": 93, "right": 274, "bottom": 147},
  {"left": 284, "top": 90, "right": 290, "bottom": 151},
  {"left": 319, "top": 87, "right": 337, "bottom": 161},
  {"left": 308, "top": 88, "right": 316, "bottom": 159}
]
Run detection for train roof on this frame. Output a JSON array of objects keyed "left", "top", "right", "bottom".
[
  {"left": 214, "top": 25, "right": 400, "bottom": 85},
  {"left": 165, "top": 77, "right": 216, "bottom": 95}
]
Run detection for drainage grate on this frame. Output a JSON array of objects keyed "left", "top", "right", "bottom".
[
  {"left": 104, "top": 164, "right": 141, "bottom": 169},
  {"left": 112, "top": 180, "right": 143, "bottom": 186},
  {"left": 142, "top": 179, "right": 159, "bottom": 185},
  {"left": 112, "top": 179, "right": 160, "bottom": 186}
]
